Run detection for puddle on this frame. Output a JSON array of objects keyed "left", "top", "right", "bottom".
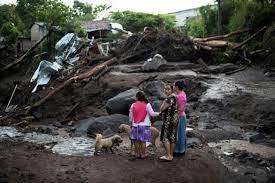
[
  {"left": 0, "top": 126, "right": 95, "bottom": 156},
  {"left": 208, "top": 140, "right": 275, "bottom": 158}
]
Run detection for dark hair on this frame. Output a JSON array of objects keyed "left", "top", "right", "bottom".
[
  {"left": 165, "top": 84, "right": 173, "bottom": 90},
  {"left": 174, "top": 80, "right": 186, "bottom": 90},
  {"left": 136, "top": 91, "right": 148, "bottom": 103}
]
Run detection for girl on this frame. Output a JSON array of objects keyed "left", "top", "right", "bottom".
[
  {"left": 129, "top": 91, "right": 159, "bottom": 159},
  {"left": 159, "top": 84, "right": 178, "bottom": 161}
]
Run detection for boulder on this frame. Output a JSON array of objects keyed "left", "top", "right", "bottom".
[
  {"left": 106, "top": 89, "right": 139, "bottom": 115},
  {"left": 142, "top": 54, "right": 167, "bottom": 71},
  {"left": 87, "top": 114, "right": 129, "bottom": 137},
  {"left": 144, "top": 81, "right": 166, "bottom": 99}
]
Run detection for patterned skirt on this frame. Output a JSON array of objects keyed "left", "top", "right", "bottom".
[{"left": 130, "top": 125, "right": 151, "bottom": 142}]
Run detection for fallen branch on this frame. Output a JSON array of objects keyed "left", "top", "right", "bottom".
[
  {"left": 0, "top": 33, "right": 49, "bottom": 73},
  {"left": 64, "top": 102, "right": 80, "bottom": 120},
  {"left": 225, "top": 66, "right": 247, "bottom": 75},
  {"left": 232, "top": 26, "right": 267, "bottom": 50},
  {"left": 193, "top": 28, "right": 250, "bottom": 42},
  {"left": 137, "top": 75, "right": 158, "bottom": 88}
]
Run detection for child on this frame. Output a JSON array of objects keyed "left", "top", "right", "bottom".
[{"left": 129, "top": 91, "right": 159, "bottom": 158}]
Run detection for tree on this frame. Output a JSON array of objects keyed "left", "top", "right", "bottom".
[
  {"left": 73, "top": 0, "right": 111, "bottom": 21},
  {"left": 0, "top": 22, "right": 21, "bottom": 44},
  {"left": 16, "top": 0, "right": 47, "bottom": 29},
  {"left": 110, "top": 11, "right": 176, "bottom": 32}
]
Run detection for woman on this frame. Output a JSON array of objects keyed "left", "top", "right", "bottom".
[
  {"left": 174, "top": 80, "right": 187, "bottom": 156},
  {"left": 159, "top": 84, "right": 178, "bottom": 161},
  {"left": 129, "top": 91, "right": 159, "bottom": 159}
]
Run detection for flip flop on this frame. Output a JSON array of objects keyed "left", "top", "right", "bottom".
[{"left": 159, "top": 156, "right": 173, "bottom": 161}]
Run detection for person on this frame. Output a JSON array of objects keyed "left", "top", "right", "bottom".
[
  {"left": 174, "top": 80, "right": 187, "bottom": 156},
  {"left": 129, "top": 91, "right": 159, "bottom": 159},
  {"left": 159, "top": 84, "right": 178, "bottom": 161}
]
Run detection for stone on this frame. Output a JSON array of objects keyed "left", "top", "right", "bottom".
[
  {"left": 53, "top": 122, "right": 63, "bottom": 128},
  {"left": 142, "top": 54, "right": 167, "bottom": 71},
  {"left": 144, "top": 81, "right": 166, "bottom": 99},
  {"left": 106, "top": 89, "right": 139, "bottom": 115},
  {"left": 187, "top": 137, "right": 201, "bottom": 148},
  {"left": 86, "top": 114, "right": 129, "bottom": 137},
  {"left": 249, "top": 133, "right": 265, "bottom": 142}
]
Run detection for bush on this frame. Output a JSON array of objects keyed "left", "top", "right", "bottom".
[{"left": 0, "top": 22, "right": 21, "bottom": 44}]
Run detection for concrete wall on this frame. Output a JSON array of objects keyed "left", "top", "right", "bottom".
[
  {"left": 169, "top": 8, "right": 199, "bottom": 27},
  {"left": 31, "top": 24, "right": 48, "bottom": 44}
]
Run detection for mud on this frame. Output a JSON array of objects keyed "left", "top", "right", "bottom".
[{"left": 0, "top": 59, "right": 275, "bottom": 183}]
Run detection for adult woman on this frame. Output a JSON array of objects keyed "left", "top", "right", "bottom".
[
  {"left": 129, "top": 91, "right": 159, "bottom": 159},
  {"left": 174, "top": 80, "right": 187, "bottom": 156},
  {"left": 159, "top": 84, "right": 178, "bottom": 161}
]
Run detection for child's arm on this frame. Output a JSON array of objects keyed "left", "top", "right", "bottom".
[
  {"left": 147, "top": 103, "right": 159, "bottom": 117},
  {"left": 129, "top": 104, "right": 134, "bottom": 126}
]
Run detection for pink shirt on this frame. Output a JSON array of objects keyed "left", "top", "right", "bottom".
[
  {"left": 132, "top": 101, "right": 147, "bottom": 124},
  {"left": 177, "top": 91, "right": 187, "bottom": 116}
]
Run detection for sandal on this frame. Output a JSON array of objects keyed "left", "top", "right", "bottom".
[{"left": 159, "top": 155, "right": 173, "bottom": 161}]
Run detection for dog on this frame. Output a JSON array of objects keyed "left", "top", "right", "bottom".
[
  {"left": 94, "top": 134, "right": 123, "bottom": 155},
  {"left": 118, "top": 124, "right": 160, "bottom": 151}
]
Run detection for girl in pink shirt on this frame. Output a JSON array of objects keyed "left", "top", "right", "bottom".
[{"left": 129, "top": 91, "right": 159, "bottom": 158}]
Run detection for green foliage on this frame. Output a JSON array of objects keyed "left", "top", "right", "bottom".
[
  {"left": 73, "top": 0, "right": 111, "bottom": 21},
  {"left": 110, "top": 11, "right": 176, "bottom": 32},
  {"left": 16, "top": 0, "right": 47, "bottom": 29},
  {"left": 0, "top": 22, "right": 21, "bottom": 44},
  {"left": 184, "top": 18, "right": 205, "bottom": 37},
  {"left": 36, "top": 0, "right": 74, "bottom": 27},
  {"left": 199, "top": 5, "right": 218, "bottom": 36},
  {"left": 184, "top": 0, "right": 275, "bottom": 40}
]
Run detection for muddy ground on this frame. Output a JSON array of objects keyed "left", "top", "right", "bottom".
[
  {"left": 0, "top": 139, "right": 247, "bottom": 183},
  {"left": 0, "top": 59, "right": 275, "bottom": 183}
]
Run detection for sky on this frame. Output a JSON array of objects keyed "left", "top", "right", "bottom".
[{"left": 0, "top": 0, "right": 215, "bottom": 14}]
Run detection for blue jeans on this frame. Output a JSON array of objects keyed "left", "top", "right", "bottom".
[{"left": 175, "top": 116, "right": 187, "bottom": 153}]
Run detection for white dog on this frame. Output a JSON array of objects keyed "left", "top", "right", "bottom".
[{"left": 94, "top": 134, "right": 123, "bottom": 155}]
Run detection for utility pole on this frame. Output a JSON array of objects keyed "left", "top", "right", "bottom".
[{"left": 217, "top": 0, "right": 221, "bottom": 35}]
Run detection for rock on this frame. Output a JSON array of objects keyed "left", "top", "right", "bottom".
[
  {"left": 187, "top": 137, "right": 201, "bottom": 148},
  {"left": 106, "top": 89, "right": 139, "bottom": 115},
  {"left": 244, "top": 132, "right": 265, "bottom": 142},
  {"left": 144, "top": 81, "right": 166, "bottom": 99},
  {"left": 53, "top": 122, "right": 63, "bottom": 128},
  {"left": 87, "top": 114, "right": 129, "bottom": 137},
  {"left": 150, "top": 97, "right": 161, "bottom": 111},
  {"left": 209, "top": 63, "right": 239, "bottom": 74},
  {"left": 142, "top": 54, "right": 167, "bottom": 71}
]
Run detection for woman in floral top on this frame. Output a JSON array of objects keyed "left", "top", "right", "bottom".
[{"left": 159, "top": 84, "right": 178, "bottom": 161}]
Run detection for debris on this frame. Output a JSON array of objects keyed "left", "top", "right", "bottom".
[
  {"left": 5, "top": 84, "right": 18, "bottom": 113},
  {"left": 142, "top": 54, "right": 167, "bottom": 71},
  {"left": 0, "top": 33, "right": 49, "bottom": 73},
  {"left": 232, "top": 26, "right": 267, "bottom": 50},
  {"left": 64, "top": 102, "right": 80, "bottom": 121}
]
